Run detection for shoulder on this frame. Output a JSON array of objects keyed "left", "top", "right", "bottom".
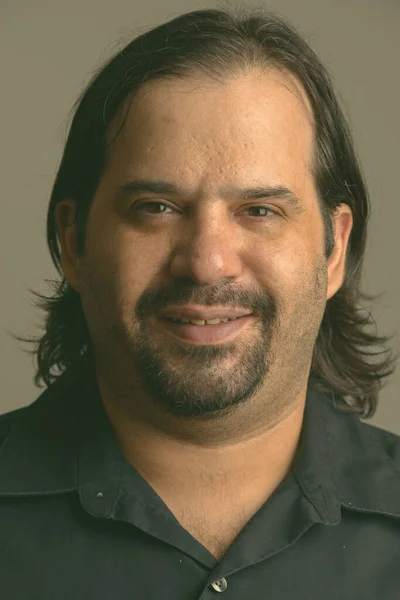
[
  {"left": 358, "top": 419, "right": 400, "bottom": 469},
  {"left": 0, "top": 406, "right": 29, "bottom": 449},
  {"left": 0, "top": 363, "right": 84, "bottom": 453}
]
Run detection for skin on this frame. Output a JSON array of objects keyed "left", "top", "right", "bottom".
[{"left": 55, "top": 68, "right": 353, "bottom": 527}]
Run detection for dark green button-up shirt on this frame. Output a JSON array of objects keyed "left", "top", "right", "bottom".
[{"left": 1, "top": 354, "right": 400, "bottom": 599}]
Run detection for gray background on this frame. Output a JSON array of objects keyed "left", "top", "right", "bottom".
[{"left": 1, "top": 0, "right": 399, "bottom": 431}]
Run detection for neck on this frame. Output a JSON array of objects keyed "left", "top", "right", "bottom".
[{"left": 98, "top": 376, "right": 308, "bottom": 505}]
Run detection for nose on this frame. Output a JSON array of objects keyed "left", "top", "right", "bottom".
[{"left": 169, "top": 212, "right": 243, "bottom": 285}]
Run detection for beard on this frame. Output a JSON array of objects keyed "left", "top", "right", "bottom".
[{"left": 79, "top": 253, "right": 328, "bottom": 423}]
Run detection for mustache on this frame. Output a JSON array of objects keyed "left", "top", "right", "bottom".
[{"left": 136, "top": 285, "right": 277, "bottom": 320}]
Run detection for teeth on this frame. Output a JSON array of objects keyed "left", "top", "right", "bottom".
[{"left": 169, "top": 317, "right": 240, "bottom": 325}]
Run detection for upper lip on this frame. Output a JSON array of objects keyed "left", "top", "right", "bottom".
[{"left": 159, "top": 305, "right": 252, "bottom": 321}]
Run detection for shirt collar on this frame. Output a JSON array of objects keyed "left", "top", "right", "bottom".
[
  {"left": 301, "top": 382, "right": 400, "bottom": 520},
  {"left": 1, "top": 354, "right": 400, "bottom": 522}
]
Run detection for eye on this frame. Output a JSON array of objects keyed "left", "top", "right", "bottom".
[
  {"left": 133, "top": 201, "right": 173, "bottom": 215},
  {"left": 243, "top": 205, "right": 279, "bottom": 219},
  {"left": 133, "top": 201, "right": 280, "bottom": 219}
]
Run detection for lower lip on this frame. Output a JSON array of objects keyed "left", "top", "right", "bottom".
[{"left": 158, "top": 315, "right": 252, "bottom": 344}]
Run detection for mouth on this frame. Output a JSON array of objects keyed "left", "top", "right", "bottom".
[{"left": 158, "top": 314, "right": 252, "bottom": 345}]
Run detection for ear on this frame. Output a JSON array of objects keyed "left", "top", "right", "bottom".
[
  {"left": 54, "top": 200, "right": 82, "bottom": 293},
  {"left": 327, "top": 204, "right": 354, "bottom": 300}
]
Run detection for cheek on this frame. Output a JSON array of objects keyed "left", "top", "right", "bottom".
[
  {"left": 87, "top": 213, "right": 135, "bottom": 275},
  {"left": 87, "top": 203, "right": 169, "bottom": 299},
  {"left": 104, "top": 232, "right": 164, "bottom": 311},
  {"left": 254, "top": 244, "right": 310, "bottom": 290},
  {"left": 268, "top": 217, "right": 324, "bottom": 289},
  {"left": 252, "top": 242, "right": 323, "bottom": 323}
]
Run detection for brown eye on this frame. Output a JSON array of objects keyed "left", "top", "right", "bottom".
[
  {"left": 132, "top": 201, "right": 279, "bottom": 221},
  {"left": 133, "top": 201, "right": 173, "bottom": 215},
  {"left": 243, "top": 206, "right": 278, "bottom": 218}
]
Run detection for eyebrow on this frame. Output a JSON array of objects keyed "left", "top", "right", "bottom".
[{"left": 114, "top": 179, "right": 306, "bottom": 214}]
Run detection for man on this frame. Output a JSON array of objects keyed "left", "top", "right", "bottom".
[{"left": 1, "top": 7, "right": 399, "bottom": 599}]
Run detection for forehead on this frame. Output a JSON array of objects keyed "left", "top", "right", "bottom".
[{"left": 105, "top": 69, "right": 315, "bottom": 188}]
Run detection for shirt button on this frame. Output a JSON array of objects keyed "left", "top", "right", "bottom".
[{"left": 211, "top": 578, "right": 228, "bottom": 592}]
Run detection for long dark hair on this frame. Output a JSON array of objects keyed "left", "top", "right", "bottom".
[{"left": 10, "top": 7, "right": 398, "bottom": 418}]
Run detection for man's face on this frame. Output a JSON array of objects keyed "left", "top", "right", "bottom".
[{"left": 61, "top": 69, "right": 350, "bottom": 422}]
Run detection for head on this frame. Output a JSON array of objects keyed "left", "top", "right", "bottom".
[{"left": 13, "top": 8, "right": 397, "bottom": 419}]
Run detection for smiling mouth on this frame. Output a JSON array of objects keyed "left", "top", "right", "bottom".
[
  {"left": 164, "top": 316, "right": 244, "bottom": 325},
  {"left": 158, "top": 314, "right": 252, "bottom": 345}
]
